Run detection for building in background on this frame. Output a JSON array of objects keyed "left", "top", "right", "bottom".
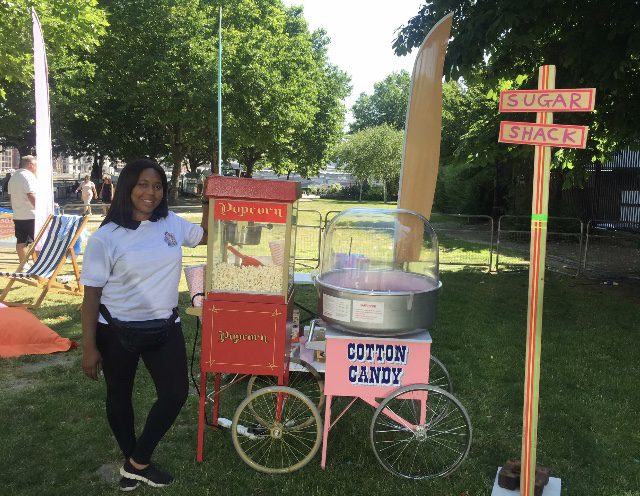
[
  {"left": 55, "top": 155, "right": 93, "bottom": 176},
  {"left": 0, "top": 147, "right": 20, "bottom": 173}
]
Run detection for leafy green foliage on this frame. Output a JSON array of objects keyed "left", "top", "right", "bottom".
[
  {"left": 262, "top": 27, "right": 350, "bottom": 178},
  {"left": 94, "top": 0, "right": 217, "bottom": 194},
  {"left": 393, "top": 0, "right": 640, "bottom": 169},
  {"left": 2, "top": 0, "right": 348, "bottom": 187},
  {"left": 350, "top": 70, "right": 410, "bottom": 132},
  {"left": 334, "top": 124, "right": 403, "bottom": 202},
  {"left": 436, "top": 78, "right": 532, "bottom": 214},
  {"left": 0, "top": 0, "right": 108, "bottom": 152}
]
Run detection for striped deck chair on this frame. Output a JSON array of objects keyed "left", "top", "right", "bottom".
[{"left": 0, "top": 214, "right": 89, "bottom": 308}]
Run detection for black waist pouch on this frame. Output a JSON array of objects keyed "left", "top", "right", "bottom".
[{"left": 99, "top": 304, "right": 179, "bottom": 353}]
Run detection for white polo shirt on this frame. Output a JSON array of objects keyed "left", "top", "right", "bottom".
[
  {"left": 81, "top": 211, "right": 204, "bottom": 323},
  {"left": 8, "top": 169, "right": 37, "bottom": 220}
]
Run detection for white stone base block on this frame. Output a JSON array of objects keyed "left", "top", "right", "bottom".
[{"left": 491, "top": 467, "right": 561, "bottom": 496}]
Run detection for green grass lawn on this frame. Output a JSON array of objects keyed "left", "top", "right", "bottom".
[{"left": 1, "top": 200, "right": 639, "bottom": 495}]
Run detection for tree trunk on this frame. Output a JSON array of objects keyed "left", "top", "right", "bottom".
[
  {"left": 383, "top": 181, "right": 387, "bottom": 203},
  {"left": 210, "top": 141, "right": 218, "bottom": 175},
  {"left": 244, "top": 155, "right": 257, "bottom": 178},
  {"left": 18, "top": 124, "right": 36, "bottom": 156},
  {"left": 241, "top": 148, "right": 261, "bottom": 178},
  {"left": 359, "top": 181, "right": 363, "bottom": 201},
  {"left": 92, "top": 153, "right": 104, "bottom": 183},
  {"left": 168, "top": 124, "right": 185, "bottom": 205},
  {"left": 169, "top": 153, "right": 183, "bottom": 205}
]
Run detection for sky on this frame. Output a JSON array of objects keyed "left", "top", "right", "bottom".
[{"left": 282, "top": 0, "right": 425, "bottom": 112}]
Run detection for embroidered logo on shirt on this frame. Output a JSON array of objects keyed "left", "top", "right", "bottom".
[{"left": 164, "top": 232, "right": 177, "bottom": 247}]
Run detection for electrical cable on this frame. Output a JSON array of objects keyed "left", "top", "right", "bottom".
[{"left": 189, "top": 292, "right": 214, "bottom": 426}]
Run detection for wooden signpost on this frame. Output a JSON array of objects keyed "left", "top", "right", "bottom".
[{"left": 497, "top": 66, "right": 595, "bottom": 496}]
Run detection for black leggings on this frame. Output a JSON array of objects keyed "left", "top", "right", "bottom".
[{"left": 96, "top": 322, "right": 189, "bottom": 464}]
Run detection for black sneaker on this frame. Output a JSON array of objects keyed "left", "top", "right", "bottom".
[
  {"left": 120, "top": 460, "right": 174, "bottom": 487},
  {"left": 119, "top": 476, "right": 139, "bottom": 492}
]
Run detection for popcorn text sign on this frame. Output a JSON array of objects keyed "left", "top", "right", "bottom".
[{"left": 214, "top": 199, "right": 287, "bottom": 223}]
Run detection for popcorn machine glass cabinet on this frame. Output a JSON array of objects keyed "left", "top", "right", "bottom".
[{"left": 209, "top": 199, "right": 296, "bottom": 296}]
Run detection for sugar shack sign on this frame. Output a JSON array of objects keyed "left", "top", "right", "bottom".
[
  {"left": 499, "top": 88, "right": 595, "bottom": 112},
  {"left": 499, "top": 121, "right": 589, "bottom": 148},
  {"left": 497, "top": 65, "right": 595, "bottom": 496}
]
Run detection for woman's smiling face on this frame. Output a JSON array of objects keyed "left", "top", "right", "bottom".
[{"left": 130, "top": 168, "right": 164, "bottom": 221}]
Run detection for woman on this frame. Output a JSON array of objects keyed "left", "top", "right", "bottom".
[
  {"left": 75, "top": 175, "right": 98, "bottom": 215},
  {"left": 99, "top": 175, "right": 115, "bottom": 216},
  {"left": 81, "top": 159, "right": 208, "bottom": 490}
]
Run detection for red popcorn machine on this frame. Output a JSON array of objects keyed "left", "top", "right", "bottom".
[{"left": 196, "top": 176, "right": 322, "bottom": 473}]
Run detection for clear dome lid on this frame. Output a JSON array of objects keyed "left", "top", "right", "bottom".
[{"left": 319, "top": 208, "right": 439, "bottom": 293}]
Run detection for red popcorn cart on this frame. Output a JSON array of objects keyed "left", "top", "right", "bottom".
[{"left": 196, "top": 176, "right": 322, "bottom": 473}]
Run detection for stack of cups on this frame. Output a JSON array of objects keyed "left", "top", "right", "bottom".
[
  {"left": 269, "top": 239, "right": 286, "bottom": 266},
  {"left": 184, "top": 264, "right": 205, "bottom": 307}
]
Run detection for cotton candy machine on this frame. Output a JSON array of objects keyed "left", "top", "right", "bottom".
[{"left": 316, "top": 208, "right": 441, "bottom": 336}]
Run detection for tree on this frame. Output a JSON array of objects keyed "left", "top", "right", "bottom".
[
  {"left": 350, "top": 71, "right": 410, "bottom": 132},
  {"left": 59, "top": 0, "right": 217, "bottom": 200},
  {"left": 269, "top": 27, "right": 351, "bottom": 179},
  {"left": 0, "top": 0, "right": 108, "bottom": 153},
  {"left": 334, "top": 124, "right": 403, "bottom": 202},
  {"left": 393, "top": 0, "right": 640, "bottom": 173},
  {"left": 436, "top": 77, "right": 531, "bottom": 215},
  {"left": 221, "top": 0, "right": 325, "bottom": 177}
]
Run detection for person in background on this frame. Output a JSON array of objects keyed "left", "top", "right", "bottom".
[
  {"left": 80, "top": 158, "right": 208, "bottom": 490},
  {"left": 99, "top": 175, "right": 115, "bottom": 216},
  {"left": 2, "top": 172, "right": 11, "bottom": 200},
  {"left": 8, "top": 155, "right": 37, "bottom": 263},
  {"left": 76, "top": 175, "right": 98, "bottom": 215}
]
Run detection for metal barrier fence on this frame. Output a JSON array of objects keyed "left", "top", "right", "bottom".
[
  {"left": 9, "top": 204, "right": 638, "bottom": 280},
  {"left": 430, "top": 214, "right": 493, "bottom": 271},
  {"left": 295, "top": 209, "right": 322, "bottom": 269},
  {"left": 53, "top": 180, "right": 83, "bottom": 201},
  {"left": 323, "top": 210, "right": 494, "bottom": 272},
  {"left": 583, "top": 220, "right": 640, "bottom": 279},
  {"left": 59, "top": 203, "right": 92, "bottom": 215},
  {"left": 496, "top": 215, "right": 584, "bottom": 276},
  {"left": 324, "top": 210, "right": 342, "bottom": 229}
]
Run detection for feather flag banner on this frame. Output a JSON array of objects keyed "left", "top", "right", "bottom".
[{"left": 32, "top": 8, "right": 54, "bottom": 249}]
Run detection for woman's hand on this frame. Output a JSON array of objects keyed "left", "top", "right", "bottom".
[
  {"left": 82, "top": 345, "right": 103, "bottom": 380},
  {"left": 81, "top": 286, "right": 103, "bottom": 380}
]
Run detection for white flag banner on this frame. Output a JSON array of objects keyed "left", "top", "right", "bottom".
[{"left": 32, "top": 8, "right": 54, "bottom": 249}]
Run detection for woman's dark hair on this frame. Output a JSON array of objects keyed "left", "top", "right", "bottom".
[{"left": 101, "top": 158, "right": 169, "bottom": 228}]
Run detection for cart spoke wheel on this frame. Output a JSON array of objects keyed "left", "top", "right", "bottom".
[
  {"left": 232, "top": 386, "right": 322, "bottom": 474},
  {"left": 370, "top": 384, "right": 472, "bottom": 480},
  {"left": 429, "top": 355, "right": 453, "bottom": 393},
  {"left": 246, "top": 358, "right": 324, "bottom": 429}
]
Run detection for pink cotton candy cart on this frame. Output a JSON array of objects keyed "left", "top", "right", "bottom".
[{"left": 314, "top": 208, "right": 472, "bottom": 479}]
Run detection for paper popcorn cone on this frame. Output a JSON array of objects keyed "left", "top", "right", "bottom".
[{"left": 269, "top": 239, "right": 286, "bottom": 266}]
